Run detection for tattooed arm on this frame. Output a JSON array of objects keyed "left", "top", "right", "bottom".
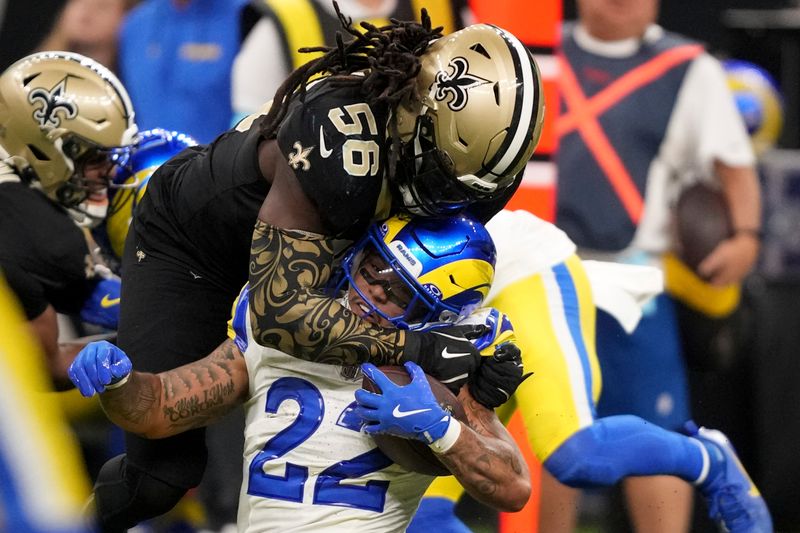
[
  {"left": 247, "top": 220, "right": 486, "bottom": 391},
  {"left": 248, "top": 220, "right": 406, "bottom": 367},
  {"left": 98, "top": 339, "right": 249, "bottom": 439},
  {"left": 438, "top": 386, "right": 531, "bottom": 512}
]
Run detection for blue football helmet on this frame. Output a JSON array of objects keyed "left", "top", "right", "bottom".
[
  {"left": 341, "top": 213, "right": 496, "bottom": 330},
  {"left": 106, "top": 128, "right": 197, "bottom": 257},
  {"left": 723, "top": 59, "right": 783, "bottom": 155}
]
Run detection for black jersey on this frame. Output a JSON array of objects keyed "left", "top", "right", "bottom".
[
  {"left": 276, "top": 79, "right": 519, "bottom": 234},
  {"left": 133, "top": 77, "right": 514, "bottom": 294},
  {"left": 0, "top": 181, "right": 93, "bottom": 319},
  {"left": 133, "top": 122, "right": 269, "bottom": 293},
  {"left": 276, "top": 80, "right": 391, "bottom": 239}
]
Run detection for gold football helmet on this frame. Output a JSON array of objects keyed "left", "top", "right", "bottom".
[
  {"left": 0, "top": 51, "right": 137, "bottom": 206},
  {"left": 394, "top": 24, "right": 545, "bottom": 215}
]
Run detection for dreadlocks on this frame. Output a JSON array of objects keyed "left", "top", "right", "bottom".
[{"left": 259, "top": 2, "right": 443, "bottom": 177}]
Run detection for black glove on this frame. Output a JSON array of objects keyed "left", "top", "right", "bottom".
[
  {"left": 403, "top": 324, "right": 488, "bottom": 393},
  {"left": 468, "top": 341, "right": 531, "bottom": 409}
]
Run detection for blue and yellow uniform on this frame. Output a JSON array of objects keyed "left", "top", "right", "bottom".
[
  {"left": 410, "top": 210, "right": 722, "bottom": 529},
  {"left": 0, "top": 276, "right": 92, "bottom": 532}
]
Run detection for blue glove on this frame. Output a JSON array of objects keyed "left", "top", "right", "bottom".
[
  {"left": 68, "top": 340, "right": 132, "bottom": 397},
  {"left": 80, "top": 278, "right": 121, "bottom": 330},
  {"left": 355, "top": 362, "right": 451, "bottom": 444}
]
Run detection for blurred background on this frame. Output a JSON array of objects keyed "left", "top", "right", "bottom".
[{"left": 1, "top": 0, "right": 799, "bottom": 531}]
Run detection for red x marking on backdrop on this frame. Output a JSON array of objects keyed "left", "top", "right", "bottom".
[{"left": 556, "top": 44, "right": 703, "bottom": 223}]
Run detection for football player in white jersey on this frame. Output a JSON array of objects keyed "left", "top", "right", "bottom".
[{"left": 68, "top": 213, "right": 531, "bottom": 532}]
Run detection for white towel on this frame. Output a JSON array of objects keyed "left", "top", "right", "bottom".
[{"left": 582, "top": 260, "right": 664, "bottom": 334}]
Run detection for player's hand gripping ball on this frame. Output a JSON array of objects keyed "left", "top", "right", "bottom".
[{"left": 357, "top": 362, "right": 466, "bottom": 476}]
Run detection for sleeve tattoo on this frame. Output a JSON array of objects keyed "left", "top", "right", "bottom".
[
  {"left": 435, "top": 388, "right": 529, "bottom": 510},
  {"left": 248, "top": 220, "right": 405, "bottom": 366}
]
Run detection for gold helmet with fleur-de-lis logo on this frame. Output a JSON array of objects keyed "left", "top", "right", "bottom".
[
  {"left": 0, "top": 51, "right": 137, "bottom": 206},
  {"left": 394, "top": 24, "right": 545, "bottom": 216}
]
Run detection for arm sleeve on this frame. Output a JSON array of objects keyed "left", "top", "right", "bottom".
[{"left": 248, "top": 220, "right": 405, "bottom": 366}]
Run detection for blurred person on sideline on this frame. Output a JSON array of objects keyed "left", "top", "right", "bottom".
[
  {"left": 0, "top": 51, "right": 136, "bottom": 389},
  {"left": 552, "top": 0, "right": 762, "bottom": 530},
  {"left": 231, "top": 0, "right": 471, "bottom": 123},
  {"left": 0, "top": 274, "right": 94, "bottom": 533},
  {"left": 118, "top": 0, "right": 250, "bottom": 143},
  {"left": 37, "top": 0, "right": 133, "bottom": 74}
]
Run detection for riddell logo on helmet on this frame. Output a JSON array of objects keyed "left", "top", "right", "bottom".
[
  {"left": 28, "top": 78, "right": 78, "bottom": 128},
  {"left": 424, "top": 283, "right": 442, "bottom": 298},
  {"left": 433, "top": 57, "right": 489, "bottom": 112}
]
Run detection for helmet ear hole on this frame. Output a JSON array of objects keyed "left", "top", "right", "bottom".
[
  {"left": 27, "top": 144, "right": 50, "bottom": 161},
  {"left": 469, "top": 43, "right": 491, "bottom": 59}
]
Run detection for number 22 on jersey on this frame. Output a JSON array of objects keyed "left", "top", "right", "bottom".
[{"left": 247, "top": 377, "right": 393, "bottom": 512}]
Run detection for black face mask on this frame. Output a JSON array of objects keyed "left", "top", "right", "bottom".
[
  {"left": 55, "top": 133, "right": 135, "bottom": 208},
  {"left": 393, "top": 115, "right": 478, "bottom": 217}
]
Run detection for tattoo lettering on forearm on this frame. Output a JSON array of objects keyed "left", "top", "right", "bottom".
[
  {"left": 98, "top": 341, "right": 246, "bottom": 438},
  {"left": 162, "top": 380, "right": 235, "bottom": 423},
  {"left": 157, "top": 341, "right": 244, "bottom": 431},
  {"left": 248, "top": 220, "right": 404, "bottom": 366}
]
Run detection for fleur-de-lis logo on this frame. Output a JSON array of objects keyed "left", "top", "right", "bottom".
[
  {"left": 28, "top": 78, "right": 78, "bottom": 128},
  {"left": 433, "top": 57, "right": 489, "bottom": 112},
  {"left": 287, "top": 141, "right": 313, "bottom": 171}
]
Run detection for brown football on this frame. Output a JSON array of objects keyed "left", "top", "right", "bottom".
[
  {"left": 361, "top": 366, "right": 467, "bottom": 476},
  {"left": 674, "top": 182, "right": 733, "bottom": 273}
]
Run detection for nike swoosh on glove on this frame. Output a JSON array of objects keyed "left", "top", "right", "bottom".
[
  {"left": 402, "top": 324, "right": 488, "bottom": 393},
  {"left": 355, "top": 362, "right": 452, "bottom": 443}
]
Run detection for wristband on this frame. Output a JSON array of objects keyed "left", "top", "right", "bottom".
[
  {"left": 105, "top": 373, "right": 131, "bottom": 390},
  {"left": 428, "top": 417, "right": 462, "bottom": 455}
]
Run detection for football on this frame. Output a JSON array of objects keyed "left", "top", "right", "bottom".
[
  {"left": 674, "top": 182, "right": 732, "bottom": 273},
  {"left": 361, "top": 366, "right": 467, "bottom": 476}
]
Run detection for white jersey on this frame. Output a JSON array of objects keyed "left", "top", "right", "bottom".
[
  {"left": 230, "top": 287, "right": 433, "bottom": 532},
  {"left": 485, "top": 209, "right": 576, "bottom": 303},
  {"left": 486, "top": 209, "right": 662, "bottom": 333}
]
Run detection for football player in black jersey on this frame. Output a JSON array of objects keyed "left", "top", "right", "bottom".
[
  {"left": 0, "top": 51, "right": 137, "bottom": 389},
  {"left": 97, "top": 9, "right": 544, "bottom": 532}
]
